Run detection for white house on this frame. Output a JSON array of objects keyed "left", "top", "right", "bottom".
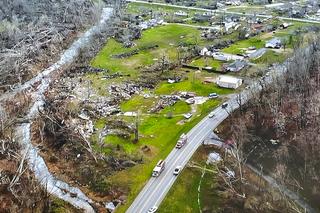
[
  {"left": 174, "top": 11, "right": 188, "bottom": 17},
  {"left": 216, "top": 75, "right": 242, "bottom": 89},
  {"left": 200, "top": 48, "right": 213, "bottom": 56}
]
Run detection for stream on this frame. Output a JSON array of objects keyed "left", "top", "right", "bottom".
[{"left": 13, "top": 7, "right": 113, "bottom": 212}]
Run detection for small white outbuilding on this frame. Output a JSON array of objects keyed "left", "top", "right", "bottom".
[
  {"left": 207, "top": 152, "right": 222, "bottom": 164},
  {"left": 216, "top": 75, "right": 242, "bottom": 89}
]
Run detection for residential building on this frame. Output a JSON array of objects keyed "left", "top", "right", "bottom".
[
  {"left": 265, "top": 38, "right": 282, "bottom": 48},
  {"left": 225, "top": 60, "right": 248, "bottom": 72},
  {"left": 216, "top": 75, "right": 243, "bottom": 89}
]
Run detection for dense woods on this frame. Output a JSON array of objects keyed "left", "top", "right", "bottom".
[
  {"left": 223, "top": 35, "right": 320, "bottom": 211},
  {"left": 0, "top": 0, "right": 103, "bottom": 92}
]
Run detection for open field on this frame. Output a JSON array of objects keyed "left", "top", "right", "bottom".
[
  {"left": 222, "top": 37, "right": 265, "bottom": 55},
  {"left": 190, "top": 57, "right": 224, "bottom": 71},
  {"left": 155, "top": 71, "right": 233, "bottom": 96},
  {"left": 91, "top": 24, "right": 206, "bottom": 77},
  {"left": 159, "top": 147, "right": 220, "bottom": 212},
  {"left": 225, "top": 6, "right": 269, "bottom": 14}
]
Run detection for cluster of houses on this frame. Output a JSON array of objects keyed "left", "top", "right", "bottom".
[{"left": 273, "top": 1, "right": 320, "bottom": 18}]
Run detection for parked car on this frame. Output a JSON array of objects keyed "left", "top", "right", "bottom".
[
  {"left": 208, "top": 111, "right": 215, "bottom": 118},
  {"left": 173, "top": 166, "right": 182, "bottom": 175},
  {"left": 221, "top": 102, "right": 228, "bottom": 109},
  {"left": 183, "top": 113, "right": 193, "bottom": 119},
  {"left": 209, "top": 93, "right": 219, "bottom": 99},
  {"left": 147, "top": 206, "right": 158, "bottom": 213}
]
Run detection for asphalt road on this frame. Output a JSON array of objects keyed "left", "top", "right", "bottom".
[
  {"left": 126, "top": 93, "right": 249, "bottom": 213},
  {"left": 127, "top": 0, "right": 320, "bottom": 24}
]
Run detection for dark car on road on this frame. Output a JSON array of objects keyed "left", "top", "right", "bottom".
[{"left": 221, "top": 102, "right": 228, "bottom": 109}]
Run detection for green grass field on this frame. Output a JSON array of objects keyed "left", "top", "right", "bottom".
[
  {"left": 251, "top": 49, "right": 287, "bottom": 65},
  {"left": 159, "top": 147, "right": 220, "bottom": 212},
  {"left": 223, "top": 37, "right": 265, "bottom": 55},
  {"left": 190, "top": 57, "right": 224, "bottom": 71},
  {"left": 121, "top": 94, "right": 157, "bottom": 113},
  {"left": 156, "top": 71, "right": 233, "bottom": 96},
  {"left": 91, "top": 24, "right": 204, "bottom": 77},
  {"left": 127, "top": 2, "right": 200, "bottom": 15}
]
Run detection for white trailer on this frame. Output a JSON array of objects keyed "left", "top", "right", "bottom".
[
  {"left": 152, "top": 160, "right": 165, "bottom": 177},
  {"left": 175, "top": 133, "right": 188, "bottom": 149}
]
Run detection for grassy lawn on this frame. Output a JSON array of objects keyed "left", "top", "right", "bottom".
[
  {"left": 222, "top": 21, "right": 319, "bottom": 56},
  {"left": 251, "top": 49, "right": 287, "bottom": 65},
  {"left": 225, "top": 6, "right": 266, "bottom": 14},
  {"left": 156, "top": 71, "right": 233, "bottom": 96},
  {"left": 190, "top": 57, "right": 224, "bottom": 71},
  {"left": 223, "top": 37, "right": 265, "bottom": 55},
  {"left": 160, "top": 101, "right": 191, "bottom": 116},
  {"left": 120, "top": 94, "right": 157, "bottom": 113},
  {"left": 91, "top": 24, "right": 204, "bottom": 77},
  {"left": 111, "top": 99, "right": 221, "bottom": 213},
  {"left": 160, "top": 167, "right": 202, "bottom": 213},
  {"left": 159, "top": 147, "right": 220, "bottom": 212},
  {"left": 128, "top": 2, "right": 201, "bottom": 15}
]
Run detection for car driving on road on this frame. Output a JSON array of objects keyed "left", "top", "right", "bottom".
[
  {"left": 173, "top": 166, "right": 182, "bottom": 175},
  {"left": 208, "top": 111, "right": 215, "bottom": 118},
  {"left": 221, "top": 102, "right": 228, "bottom": 108},
  {"left": 147, "top": 206, "right": 158, "bottom": 213}
]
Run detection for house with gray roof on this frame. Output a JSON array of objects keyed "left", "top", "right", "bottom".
[
  {"left": 249, "top": 48, "right": 267, "bottom": 59},
  {"left": 265, "top": 38, "right": 282, "bottom": 49},
  {"left": 225, "top": 60, "right": 248, "bottom": 72}
]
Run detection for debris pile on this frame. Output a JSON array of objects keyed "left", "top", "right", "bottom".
[
  {"left": 149, "top": 95, "right": 181, "bottom": 113},
  {"left": 109, "top": 83, "right": 142, "bottom": 101}
]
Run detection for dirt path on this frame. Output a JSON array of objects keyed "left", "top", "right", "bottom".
[{"left": 13, "top": 7, "right": 114, "bottom": 212}]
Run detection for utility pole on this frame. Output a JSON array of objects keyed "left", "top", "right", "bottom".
[{"left": 134, "top": 110, "right": 140, "bottom": 143}]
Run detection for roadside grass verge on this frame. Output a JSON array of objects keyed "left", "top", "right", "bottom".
[
  {"left": 159, "top": 147, "right": 220, "bottom": 212},
  {"left": 225, "top": 6, "right": 266, "bottom": 14},
  {"left": 251, "top": 49, "right": 287, "bottom": 65}
]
